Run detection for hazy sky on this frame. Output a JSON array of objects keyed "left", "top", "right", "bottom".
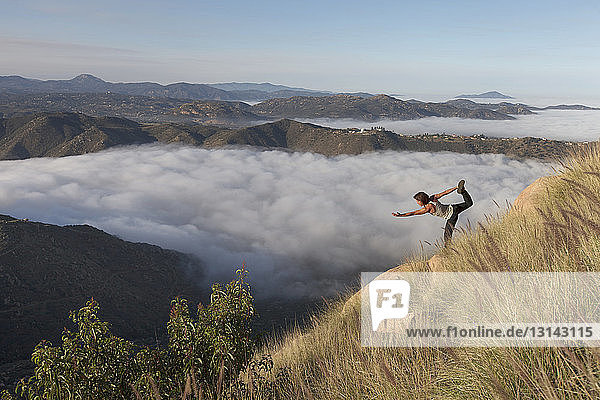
[{"left": 1, "top": 0, "right": 599, "bottom": 99}]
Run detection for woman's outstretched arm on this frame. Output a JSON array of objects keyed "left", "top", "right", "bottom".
[
  {"left": 432, "top": 186, "right": 458, "bottom": 200},
  {"left": 393, "top": 207, "right": 429, "bottom": 217}
]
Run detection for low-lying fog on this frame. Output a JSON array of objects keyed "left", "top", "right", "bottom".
[
  {"left": 391, "top": 94, "right": 600, "bottom": 109},
  {"left": 298, "top": 110, "right": 600, "bottom": 142},
  {"left": 0, "top": 145, "right": 554, "bottom": 299}
]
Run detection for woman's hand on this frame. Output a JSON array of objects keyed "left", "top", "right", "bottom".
[{"left": 392, "top": 212, "right": 405, "bottom": 217}]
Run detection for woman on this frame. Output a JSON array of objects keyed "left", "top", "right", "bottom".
[{"left": 392, "top": 179, "right": 473, "bottom": 246}]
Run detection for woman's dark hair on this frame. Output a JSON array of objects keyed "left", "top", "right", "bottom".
[{"left": 413, "top": 192, "right": 430, "bottom": 204}]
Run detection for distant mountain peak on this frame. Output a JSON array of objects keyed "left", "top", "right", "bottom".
[
  {"left": 455, "top": 91, "right": 514, "bottom": 99},
  {"left": 71, "top": 73, "right": 105, "bottom": 82}
]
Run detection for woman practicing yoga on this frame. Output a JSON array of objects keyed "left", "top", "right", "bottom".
[{"left": 392, "top": 179, "right": 473, "bottom": 246}]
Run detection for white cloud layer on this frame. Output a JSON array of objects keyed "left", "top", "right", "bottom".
[
  {"left": 0, "top": 145, "right": 554, "bottom": 299},
  {"left": 298, "top": 110, "right": 600, "bottom": 142}
]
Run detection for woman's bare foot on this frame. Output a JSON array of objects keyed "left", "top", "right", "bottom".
[{"left": 457, "top": 179, "right": 465, "bottom": 194}]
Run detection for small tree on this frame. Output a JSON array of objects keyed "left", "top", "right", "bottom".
[
  {"left": 164, "top": 264, "right": 256, "bottom": 397},
  {"left": 16, "top": 298, "right": 138, "bottom": 399}
]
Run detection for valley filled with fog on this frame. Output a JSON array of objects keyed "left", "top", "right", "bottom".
[
  {"left": 0, "top": 144, "right": 554, "bottom": 300},
  {"left": 299, "top": 109, "right": 600, "bottom": 142}
]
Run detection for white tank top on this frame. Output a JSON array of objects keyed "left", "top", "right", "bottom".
[{"left": 431, "top": 200, "right": 453, "bottom": 219}]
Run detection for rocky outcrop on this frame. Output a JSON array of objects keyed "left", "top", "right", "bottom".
[{"left": 509, "top": 176, "right": 557, "bottom": 214}]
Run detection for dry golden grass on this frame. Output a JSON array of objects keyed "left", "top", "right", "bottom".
[{"left": 256, "top": 141, "right": 600, "bottom": 399}]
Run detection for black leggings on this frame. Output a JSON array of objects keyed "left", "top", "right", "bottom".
[{"left": 443, "top": 190, "right": 473, "bottom": 246}]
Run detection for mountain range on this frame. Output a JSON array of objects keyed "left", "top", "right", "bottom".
[
  {"left": 0, "top": 112, "right": 585, "bottom": 161},
  {"left": 0, "top": 74, "right": 350, "bottom": 102},
  {"left": 249, "top": 94, "right": 516, "bottom": 121},
  {"left": 2, "top": 76, "right": 597, "bottom": 126},
  {"left": 2, "top": 92, "right": 525, "bottom": 125}
]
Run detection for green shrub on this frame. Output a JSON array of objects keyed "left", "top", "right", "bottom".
[
  {"left": 1, "top": 390, "right": 15, "bottom": 400},
  {"left": 9, "top": 265, "right": 283, "bottom": 399},
  {"left": 16, "top": 298, "right": 138, "bottom": 399},
  {"left": 152, "top": 265, "right": 257, "bottom": 398}
]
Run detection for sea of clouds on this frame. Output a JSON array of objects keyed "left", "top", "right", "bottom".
[
  {"left": 391, "top": 93, "right": 600, "bottom": 109},
  {"left": 298, "top": 110, "right": 600, "bottom": 142},
  {"left": 0, "top": 145, "right": 555, "bottom": 299}
]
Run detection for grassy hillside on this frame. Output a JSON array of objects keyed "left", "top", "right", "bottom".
[{"left": 259, "top": 141, "right": 600, "bottom": 399}]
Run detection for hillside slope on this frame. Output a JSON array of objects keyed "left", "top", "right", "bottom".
[
  {"left": 202, "top": 119, "right": 408, "bottom": 156},
  {"left": 0, "top": 216, "right": 203, "bottom": 389},
  {"left": 264, "top": 142, "right": 600, "bottom": 399},
  {"left": 0, "top": 113, "right": 154, "bottom": 159},
  {"left": 0, "top": 113, "right": 583, "bottom": 161},
  {"left": 250, "top": 94, "right": 515, "bottom": 121}
]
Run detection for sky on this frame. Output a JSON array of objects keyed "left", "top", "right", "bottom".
[
  {"left": 1, "top": 0, "right": 599, "bottom": 99},
  {"left": 0, "top": 145, "right": 553, "bottom": 299}
]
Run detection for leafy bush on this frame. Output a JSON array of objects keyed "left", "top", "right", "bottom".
[
  {"left": 16, "top": 298, "right": 138, "bottom": 399},
  {"left": 146, "top": 265, "right": 257, "bottom": 398},
  {"left": 7, "top": 265, "right": 285, "bottom": 399}
]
